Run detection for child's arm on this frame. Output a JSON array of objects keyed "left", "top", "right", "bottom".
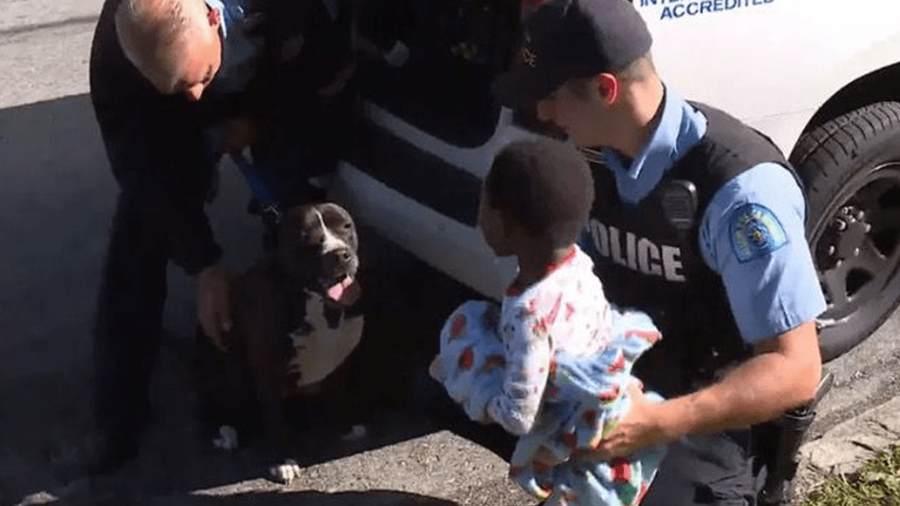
[{"left": 486, "top": 303, "right": 552, "bottom": 436}]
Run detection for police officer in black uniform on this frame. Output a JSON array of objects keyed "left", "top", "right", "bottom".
[
  {"left": 88, "top": 0, "right": 357, "bottom": 472},
  {"left": 492, "top": 0, "right": 826, "bottom": 504}
]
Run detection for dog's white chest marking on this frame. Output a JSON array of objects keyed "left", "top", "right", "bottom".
[{"left": 287, "top": 296, "right": 363, "bottom": 387}]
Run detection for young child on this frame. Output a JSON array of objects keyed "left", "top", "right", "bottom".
[{"left": 429, "top": 138, "right": 666, "bottom": 506}]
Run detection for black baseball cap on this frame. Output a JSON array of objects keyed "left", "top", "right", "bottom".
[{"left": 494, "top": 0, "right": 653, "bottom": 108}]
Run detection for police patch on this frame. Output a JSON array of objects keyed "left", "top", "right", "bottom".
[{"left": 729, "top": 203, "right": 788, "bottom": 263}]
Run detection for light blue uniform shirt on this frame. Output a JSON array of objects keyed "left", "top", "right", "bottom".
[
  {"left": 583, "top": 87, "right": 826, "bottom": 344},
  {"left": 205, "top": 0, "right": 264, "bottom": 96},
  {"left": 203, "top": 0, "right": 265, "bottom": 155}
]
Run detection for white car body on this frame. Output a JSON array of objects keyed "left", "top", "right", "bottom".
[{"left": 332, "top": 0, "right": 900, "bottom": 301}]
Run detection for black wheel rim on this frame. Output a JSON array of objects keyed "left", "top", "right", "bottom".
[{"left": 812, "top": 162, "right": 900, "bottom": 335}]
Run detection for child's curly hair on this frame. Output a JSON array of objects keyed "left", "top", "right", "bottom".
[{"left": 484, "top": 137, "right": 595, "bottom": 248}]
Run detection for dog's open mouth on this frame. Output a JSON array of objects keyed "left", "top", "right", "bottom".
[{"left": 324, "top": 275, "right": 361, "bottom": 307}]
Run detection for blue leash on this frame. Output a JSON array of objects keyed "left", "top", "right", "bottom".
[{"left": 229, "top": 149, "right": 281, "bottom": 224}]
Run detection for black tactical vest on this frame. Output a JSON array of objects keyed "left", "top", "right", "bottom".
[{"left": 584, "top": 102, "right": 800, "bottom": 397}]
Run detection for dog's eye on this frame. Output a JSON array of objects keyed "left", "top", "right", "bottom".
[{"left": 343, "top": 222, "right": 353, "bottom": 230}]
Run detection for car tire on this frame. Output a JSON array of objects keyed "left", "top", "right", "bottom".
[{"left": 790, "top": 101, "right": 900, "bottom": 362}]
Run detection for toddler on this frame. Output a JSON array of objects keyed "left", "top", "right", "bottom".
[{"left": 430, "top": 138, "right": 666, "bottom": 506}]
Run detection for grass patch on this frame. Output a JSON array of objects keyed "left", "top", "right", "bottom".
[{"left": 802, "top": 444, "right": 900, "bottom": 506}]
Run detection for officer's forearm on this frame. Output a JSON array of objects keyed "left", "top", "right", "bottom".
[{"left": 656, "top": 320, "right": 822, "bottom": 438}]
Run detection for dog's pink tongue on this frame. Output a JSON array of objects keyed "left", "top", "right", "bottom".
[{"left": 327, "top": 276, "right": 360, "bottom": 306}]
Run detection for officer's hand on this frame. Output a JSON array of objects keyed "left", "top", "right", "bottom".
[
  {"left": 197, "top": 264, "right": 233, "bottom": 352},
  {"left": 594, "top": 384, "right": 670, "bottom": 459}
]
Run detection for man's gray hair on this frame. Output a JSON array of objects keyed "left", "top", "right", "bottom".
[{"left": 115, "top": 0, "right": 205, "bottom": 90}]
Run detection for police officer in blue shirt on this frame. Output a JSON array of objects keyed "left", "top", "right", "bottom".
[
  {"left": 493, "top": 0, "right": 825, "bottom": 504},
  {"left": 88, "top": 0, "right": 356, "bottom": 473}
]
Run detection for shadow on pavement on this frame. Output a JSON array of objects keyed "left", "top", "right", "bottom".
[
  {"left": 0, "top": 93, "right": 119, "bottom": 505},
  {"left": 153, "top": 489, "right": 460, "bottom": 506}
]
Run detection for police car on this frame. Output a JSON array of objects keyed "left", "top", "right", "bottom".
[{"left": 330, "top": 0, "right": 900, "bottom": 361}]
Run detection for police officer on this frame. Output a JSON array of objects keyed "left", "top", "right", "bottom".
[
  {"left": 493, "top": 0, "right": 825, "bottom": 504},
  {"left": 88, "top": 0, "right": 356, "bottom": 472}
]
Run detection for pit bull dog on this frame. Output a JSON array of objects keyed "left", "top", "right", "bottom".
[{"left": 191, "top": 202, "right": 364, "bottom": 480}]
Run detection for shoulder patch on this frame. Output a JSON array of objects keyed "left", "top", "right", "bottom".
[{"left": 728, "top": 203, "right": 788, "bottom": 263}]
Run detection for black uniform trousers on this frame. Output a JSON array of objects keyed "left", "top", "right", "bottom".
[{"left": 91, "top": 190, "right": 169, "bottom": 441}]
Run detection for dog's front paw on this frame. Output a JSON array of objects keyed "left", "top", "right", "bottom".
[
  {"left": 269, "top": 458, "right": 302, "bottom": 484},
  {"left": 212, "top": 425, "right": 239, "bottom": 452}
]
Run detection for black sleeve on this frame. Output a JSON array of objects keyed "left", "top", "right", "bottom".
[{"left": 93, "top": 92, "right": 223, "bottom": 275}]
